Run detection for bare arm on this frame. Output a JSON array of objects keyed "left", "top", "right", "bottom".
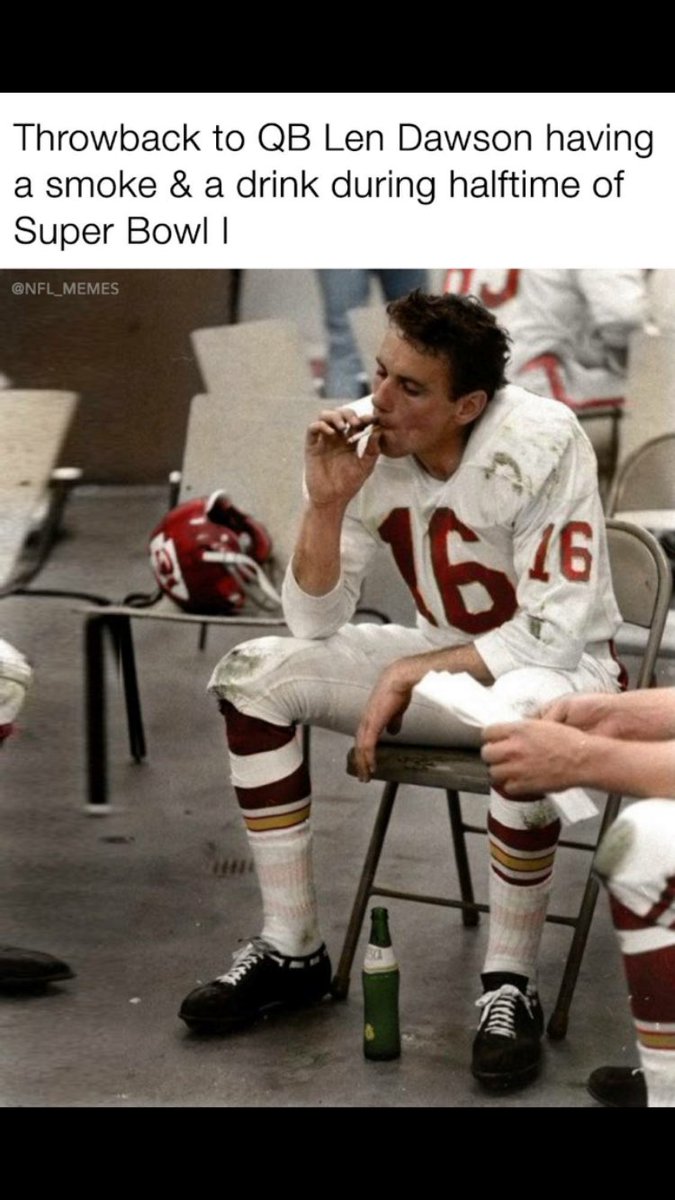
[
  {"left": 540, "top": 688, "right": 675, "bottom": 742},
  {"left": 578, "top": 736, "right": 675, "bottom": 798},
  {"left": 291, "top": 408, "right": 381, "bottom": 597},
  {"left": 353, "top": 643, "right": 493, "bottom": 782},
  {"left": 482, "top": 718, "right": 675, "bottom": 799}
]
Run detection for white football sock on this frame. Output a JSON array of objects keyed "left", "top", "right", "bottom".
[{"left": 247, "top": 821, "right": 322, "bottom": 958}]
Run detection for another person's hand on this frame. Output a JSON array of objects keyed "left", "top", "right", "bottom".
[
  {"left": 540, "top": 690, "right": 675, "bottom": 742},
  {"left": 481, "top": 719, "right": 590, "bottom": 795}
]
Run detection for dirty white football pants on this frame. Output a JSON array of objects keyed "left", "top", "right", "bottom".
[
  {"left": 209, "top": 624, "right": 618, "bottom": 970},
  {"left": 0, "top": 639, "right": 32, "bottom": 738},
  {"left": 595, "top": 800, "right": 675, "bottom": 1107}
]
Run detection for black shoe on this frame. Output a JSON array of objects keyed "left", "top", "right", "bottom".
[
  {"left": 0, "top": 945, "right": 75, "bottom": 991},
  {"left": 179, "top": 937, "right": 332, "bottom": 1033},
  {"left": 472, "top": 982, "right": 544, "bottom": 1090},
  {"left": 587, "top": 1065, "right": 647, "bottom": 1108}
]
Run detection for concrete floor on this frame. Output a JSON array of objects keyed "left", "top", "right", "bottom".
[{"left": 1, "top": 487, "right": 673, "bottom": 1108}]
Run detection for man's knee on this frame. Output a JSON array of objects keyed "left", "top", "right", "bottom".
[
  {"left": 595, "top": 801, "right": 675, "bottom": 917},
  {"left": 596, "top": 801, "right": 675, "bottom": 882},
  {"left": 489, "top": 668, "right": 562, "bottom": 719},
  {"left": 207, "top": 634, "right": 319, "bottom": 714},
  {"left": 0, "top": 640, "right": 32, "bottom": 728}
]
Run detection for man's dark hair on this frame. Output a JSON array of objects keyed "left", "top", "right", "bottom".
[{"left": 386, "top": 290, "right": 511, "bottom": 401}]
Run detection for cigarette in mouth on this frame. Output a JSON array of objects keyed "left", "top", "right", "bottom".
[{"left": 346, "top": 425, "right": 380, "bottom": 457}]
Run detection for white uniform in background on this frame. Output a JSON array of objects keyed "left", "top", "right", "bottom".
[
  {"left": 446, "top": 268, "right": 647, "bottom": 411},
  {"left": 445, "top": 269, "right": 521, "bottom": 331},
  {"left": 505, "top": 269, "right": 647, "bottom": 410}
]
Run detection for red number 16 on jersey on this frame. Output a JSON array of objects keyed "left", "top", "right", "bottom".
[{"left": 378, "top": 508, "right": 593, "bottom": 635}]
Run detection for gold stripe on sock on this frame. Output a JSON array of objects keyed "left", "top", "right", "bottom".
[
  {"left": 244, "top": 804, "right": 311, "bottom": 833},
  {"left": 637, "top": 1029, "right": 675, "bottom": 1050},
  {"left": 490, "top": 845, "right": 556, "bottom": 873}
]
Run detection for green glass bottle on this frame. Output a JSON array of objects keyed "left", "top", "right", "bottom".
[{"left": 362, "top": 906, "right": 401, "bottom": 1060}]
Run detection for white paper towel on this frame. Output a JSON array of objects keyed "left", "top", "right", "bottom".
[{"left": 414, "top": 671, "right": 598, "bottom": 825}]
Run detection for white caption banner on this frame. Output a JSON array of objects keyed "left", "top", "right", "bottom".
[{"left": 1, "top": 92, "right": 673, "bottom": 267}]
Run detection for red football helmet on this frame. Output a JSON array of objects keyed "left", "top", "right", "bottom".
[{"left": 148, "top": 492, "right": 279, "bottom": 615}]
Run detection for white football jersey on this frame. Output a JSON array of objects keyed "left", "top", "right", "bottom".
[{"left": 283, "top": 385, "right": 622, "bottom": 680}]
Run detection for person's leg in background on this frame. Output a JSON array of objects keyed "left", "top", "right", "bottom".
[
  {"left": 317, "top": 270, "right": 372, "bottom": 400},
  {"left": 377, "top": 270, "right": 428, "bottom": 305},
  {"left": 0, "top": 638, "right": 74, "bottom": 990},
  {"left": 592, "top": 800, "right": 675, "bottom": 1107},
  {"left": 317, "top": 270, "right": 428, "bottom": 400}
]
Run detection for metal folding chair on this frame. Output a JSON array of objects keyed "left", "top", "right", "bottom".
[
  {"left": 608, "top": 433, "right": 675, "bottom": 663},
  {"left": 332, "top": 520, "right": 673, "bottom": 1040},
  {"left": 607, "top": 432, "right": 675, "bottom": 525}
]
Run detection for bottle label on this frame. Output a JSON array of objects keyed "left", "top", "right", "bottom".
[{"left": 363, "top": 944, "right": 397, "bottom": 973}]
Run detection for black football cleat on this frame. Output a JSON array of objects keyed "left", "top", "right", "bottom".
[
  {"left": 0, "top": 945, "right": 75, "bottom": 991},
  {"left": 587, "top": 1065, "right": 647, "bottom": 1108},
  {"left": 179, "top": 937, "right": 332, "bottom": 1033},
  {"left": 472, "top": 978, "right": 544, "bottom": 1090}
]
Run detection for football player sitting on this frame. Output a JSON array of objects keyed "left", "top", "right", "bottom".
[{"left": 179, "top": 291, "right": 623, "bottom": 1092}]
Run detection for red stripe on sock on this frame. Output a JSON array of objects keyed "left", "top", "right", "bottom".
[
  {"left": 623, "top": 946, "right": 675, "bottom": 1024},
  {"left": 220, "top": 699, "right": 296, "bottom": 756},
  {"left": 490, "top": 864, "right": 547, "bottom": 888},
  {"left": 489, "top": 813, "right": 561, "bottom": 852},
  {"left": 235, "top": 762, "right": 311, "bottom": 810},
  {"left": 492, "top": 782, "right": 546, "bottom": 804},
  {"left": 610, "top": 894, "right": 659, "bottom": 932},
  {"left": 611, "top": 888, "right": 675, "bottom": 935},
  {"left": 646, "top": 876, "right": 675, "bottom": 927}
]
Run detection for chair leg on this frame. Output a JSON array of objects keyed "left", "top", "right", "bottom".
[
  {"left": 85, "top": 614, "right": 109, "bottom": 808},
  {"left": 446, "top": 790, "right": 480, "bottom": 928},
  {"left": 115, "top": 616, "right": 146, "bottom": 763},
  {"left": 198, "top": 623, "right": 208, "bottom": 652},
  {"left": 331, "top": 781, "right": 399, "bottom": 1000},
  {"left": 547, "top": 874, "right": 601, "bottom": 1041},
  {"left": 547, "top": 792, "right": 623, "bottom": 1040}
]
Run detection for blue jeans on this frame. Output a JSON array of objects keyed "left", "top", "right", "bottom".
[{"left": 317, "top": 270, "right": 427, "bottom": 400}]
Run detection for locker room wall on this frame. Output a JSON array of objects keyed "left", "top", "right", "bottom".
[
  {"left": 0, "top": 269, "right": 441, "bottom": 484},
  {"left": 0, "top": 270, "right": 238, "bottom": 484}
]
